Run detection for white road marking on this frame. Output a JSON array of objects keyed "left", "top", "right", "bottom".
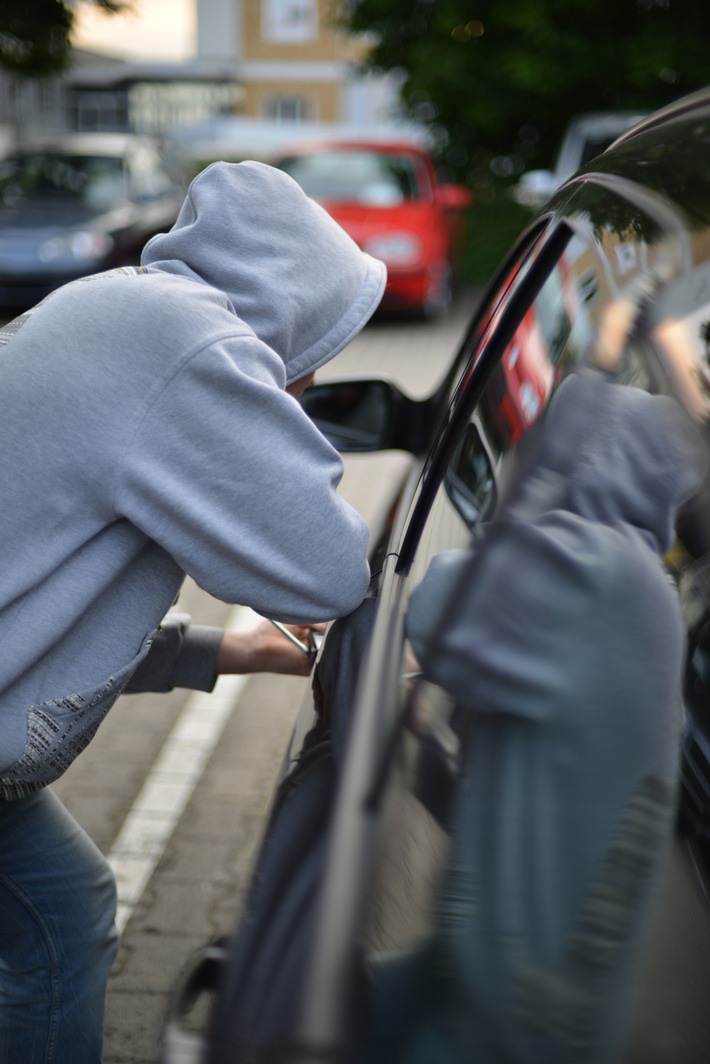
[{"left": 107, "top": 605, "right": 258, "bottom": 935}]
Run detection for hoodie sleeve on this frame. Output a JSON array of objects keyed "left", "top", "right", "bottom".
[
  {"left": 125, "top": 613, "right": 222, "bottom": 693},
  {"left": 114, "top": 333, "right": 370, "bottom": 623}
]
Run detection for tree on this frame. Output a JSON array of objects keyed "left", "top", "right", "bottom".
[
  {"left": 343, "top": 0, "right": 710, "bottom": 185},
  {"left": 0, "top": 0, "right": 129, "bottom": 77}
]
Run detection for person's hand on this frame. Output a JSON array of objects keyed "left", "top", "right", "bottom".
[{"left": 216, "top": 619, "right": 327, "bottom": 677}]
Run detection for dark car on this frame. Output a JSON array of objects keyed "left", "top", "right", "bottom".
[
  {"left": 163, "top": 88, "right": 710, "bottom": 1063},
  {"left": 277, "top": 139, "right": 472, "bottom": 318},
  {"left": 0, "top": 133, "right": 187, "bottom": 307}
]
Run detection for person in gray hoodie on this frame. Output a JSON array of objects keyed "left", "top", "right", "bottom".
[
  {"left": 0, "top": 160, "right": 386, "bottom": 1062},
  {"left": 366, "top": 370, "right": 706, "bottom": 1063}
]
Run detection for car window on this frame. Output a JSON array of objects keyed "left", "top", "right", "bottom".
[
  {"left": 0, "top": 153, "right": 125, "bottom": 208},
  {"left": 444, "top": 419, "right": 496, "bottom": 527},
  {"left": 279, "top": 150, "right": 423, "bottom": 205},
  {"left": 361, "top": 214, "right": 668, "bottom": 958},
  {"left": 579, "top": 132, "right": 620, "bottom": 167}
]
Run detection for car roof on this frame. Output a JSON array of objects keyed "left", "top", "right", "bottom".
[
  {"left": 606, "top": 85, "right": 710, "bottom": 149},
  {"left": 5, "top": 133, "right": 160, "bottom": 157},
  {"left": 279, "top": 139, "right": 431, "bottom": 158}
]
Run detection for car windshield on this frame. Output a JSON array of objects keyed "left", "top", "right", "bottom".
[
  {"left": 578, "top": 134, "right": 621, "bottom": 167},
  {"left": 280, "top": 150, "right": 422, "bottom": 205},
  {"left": 0, "top": 153, "right": 126, "bottom": 210}
]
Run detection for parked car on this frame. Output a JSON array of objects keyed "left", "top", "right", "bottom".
[
  {"left": 512, "top": 110, "right": 647, "bottom": 208},
  {"left": 163, "top": 88, "right": 710, "bottom": 1063},
  {"left": 0, "top": 133, "right": 187, "bottom": 307},
  {"left": 276, "top": 139, "right": 473, "bottom": 318}
]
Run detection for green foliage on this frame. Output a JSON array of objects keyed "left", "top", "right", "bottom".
[
  {"left": 345, "top": 0, "right": 710, "bottom": 182},
  {"left": 461, "top": 198, "right": 534, "bottom": 285},
  {"left": 0, "top": 0, "right": 129, "bottom": 76}
]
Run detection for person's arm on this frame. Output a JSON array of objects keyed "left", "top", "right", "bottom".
[
  {"left": 115, "top": 334, "right": 370, "bottom": 624},
  {"left": 126, "top": 613, "right": 323, "bottom": 693}
]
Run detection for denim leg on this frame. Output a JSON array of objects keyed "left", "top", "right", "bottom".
[{"left": 0, "top": 788, "right": 119, "bottom": 1063}]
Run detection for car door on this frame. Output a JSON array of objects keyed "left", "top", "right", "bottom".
[{"left": 290, "top": 178, "right": 701, "bottom": 1061}]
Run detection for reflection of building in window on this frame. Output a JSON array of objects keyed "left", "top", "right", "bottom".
[{"left": 262, "top": 0, "right": 318, "bottom": 42}]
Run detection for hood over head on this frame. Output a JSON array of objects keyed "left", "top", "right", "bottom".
[
  {"left": 503, "top": 370, "right": 708, "bottom": 554},
  {"left": 141, "top": 160, "right": 387, "bottom": 383}
]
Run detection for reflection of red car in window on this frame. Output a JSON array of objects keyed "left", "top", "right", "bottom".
[
  {"left": 493, "top": 258, "right": 578, "bottom": 446},
  {"left": 496, "top": 310, "right": 555, "bottom": 445},
  {"left": 276, "top": 140, "right": 472, "bottom": 318}
]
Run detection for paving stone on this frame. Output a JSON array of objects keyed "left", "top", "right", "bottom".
[
  {"left": 108, "top": 929, "right": 205, "bottom": 995},
  {"left": 103, "top": 987, "right": 169, "bottom": 1064}
]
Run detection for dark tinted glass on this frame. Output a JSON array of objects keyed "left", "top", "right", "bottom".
[{"left": 0, "top": 153, "right": 125, "bottom": 207}]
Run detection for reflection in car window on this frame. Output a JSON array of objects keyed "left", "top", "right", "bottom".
[
  {"left": 279, "top": 150, "right": 422, "bottom": 205},
  {"left": 128, "top": 148, "right": 174, "bottom": 202},
  {"left": 445, "top": 420, "right": 496, "bottom": 527},
  {"left": 651, "top": 261, "right": 710, "bottom": 424},
  {"left": 476, "top": 260, "right": 577, "bottom": 453}
]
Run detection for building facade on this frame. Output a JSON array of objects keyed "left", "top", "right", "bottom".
[{"left": 196, "top": 0, "right": 400, "bottom": 128}]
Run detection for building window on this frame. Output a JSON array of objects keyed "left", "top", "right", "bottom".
[
  {"left": 262, "top": 95, "right": 312, "bottom": 122},
  {"left": 70, "top": 89, "right": 128, "bottom": 133},
  {"left": 262, "top": 0, "right": 318, "bottom": 43}
]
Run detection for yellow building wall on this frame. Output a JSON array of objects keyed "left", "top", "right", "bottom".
[
  {"left": 243, "top": 1, "right": 363, "bottom": 62},
  {"left": 242, "top": 80, "right": 340, "bottom": 122},
  {"left": 235, "top": 1, "right": 371, "bottom": 119}
]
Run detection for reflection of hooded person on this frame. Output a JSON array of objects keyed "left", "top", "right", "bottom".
[
  {"left": 373, "top": 371, "right": 707, "bottom": 1063},
  {"left": 0, "top": 160, "right": 385, "bottom": 797}
]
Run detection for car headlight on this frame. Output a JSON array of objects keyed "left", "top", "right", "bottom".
[
  {"left": 363, "top": 232, "right": 423, "bottom": 267},
  {"left": 38, "top": 231, "right": 114, "bottom": 264}
]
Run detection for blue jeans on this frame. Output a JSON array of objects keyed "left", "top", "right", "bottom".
[{"left": 0, "top": 788, "right": 118, "bottom": 1062}]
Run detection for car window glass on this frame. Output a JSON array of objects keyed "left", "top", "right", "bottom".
[
  {"left": 579, "top": 133, "right": 621, "bottom": 167},
  {"left": 444, "top": 419, "right": 496, "bottom": 527},
  {"left": 0, "top": 153, "right": 125, "bottom": 208},
  {"left": 651, "top": 261, "right": 710, "bottom": 423},
  {"left": 279, "top": 150, "right": 421, "bottom": 204},
  {"left": 363, "top": 225, "right": 632, "bottom": 957}
]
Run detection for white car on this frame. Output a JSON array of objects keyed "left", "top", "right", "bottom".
[{"left": 512, "top": 110, "right": 647, "bottom": 208}]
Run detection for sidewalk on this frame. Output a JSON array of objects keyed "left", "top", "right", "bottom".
[
  {"left": 51, "top": 572, "right": 309, "bottom": 1063},
  {"left": 102, "top": 670, "right": 307, "bottom": 1062}
]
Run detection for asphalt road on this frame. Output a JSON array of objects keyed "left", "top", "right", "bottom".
[{"left": 46, "top": 292, "right": 476, "bottom": 1063}]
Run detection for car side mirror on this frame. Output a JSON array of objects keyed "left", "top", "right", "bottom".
[{"left": 299, "top": 379, "right": 431, "bottom": 454}]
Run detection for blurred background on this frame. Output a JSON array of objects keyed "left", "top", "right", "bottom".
[{"left": 1, "top": 0, "right": 709, "bottom": 292}]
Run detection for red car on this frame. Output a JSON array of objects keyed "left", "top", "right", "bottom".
[{"left": 277, "top": 139, "right": 472, "bottom": 317}]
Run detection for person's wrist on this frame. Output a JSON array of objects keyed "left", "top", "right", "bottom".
[{"left": 216, "top": 628, "right": 256, "bottom": 674}]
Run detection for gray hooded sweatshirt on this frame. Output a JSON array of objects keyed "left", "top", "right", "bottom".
[
  {"left": 381, "top": 372, "right": 707, "bottom": 1063},
  {"left": 0, "top": 160, "right": 386, "bottom": 800}
]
